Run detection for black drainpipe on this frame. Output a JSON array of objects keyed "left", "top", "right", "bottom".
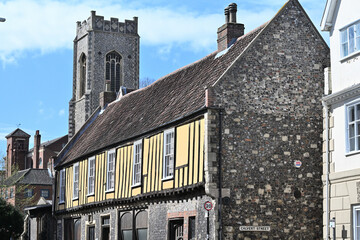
[{"left": 218, "top": 109, "right": 223, "bottom": 240}]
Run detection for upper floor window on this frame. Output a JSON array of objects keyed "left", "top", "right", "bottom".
[
  {"left": 105, "top": 51, "right": 122, "bottom": 92},
  {"left": 106, "top": 149, "right": 116, "bottom": 191},
  {"left": 132, "top": 140, "right": 142, "bottom": 186},
  {"left": 59, "top": 169, "right": 66, "bottom": 203},
  {"left": 79, "top": 53, "right": 86, "bottom": 97},
  {"left": 347, "top": 102, "right": 360, "bottom": 153},
  {"left": 73, "top": 163, "right": 79, "bottom": 199},
  {"left": 24, "top": 188, "right": 33, "bottom": 198},
  {"left": 41, "top": 189, "right": 50, "bottom": 199},
  {"left": 88, "top": 156, "right": 95, "bottom": 195},
  {"left": 341, "top": 21, "right": 360, "bottom": 58},
  {"left": 163, "top": 128, "right": 175, "bottom": 179}
]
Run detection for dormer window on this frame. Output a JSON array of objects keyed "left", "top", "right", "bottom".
[
  {"left": 105, "top": 51, "right": 122, "bottom": 92},
  {"left": 341, "top": 21, "right": 360, "bottom": 58}
]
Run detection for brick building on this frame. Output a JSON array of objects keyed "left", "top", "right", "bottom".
[
  {"left": 1, "top": 129, "right": 67, "bottom": 239},
  {"left": 54, "top": 0, "right": 329, "bottom": 239}
]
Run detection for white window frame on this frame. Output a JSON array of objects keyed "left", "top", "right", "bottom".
[
  {"left": 87, "top": 156, "right": 95, "bottom": 195},
  {"left": 346, "top": 100, "right": 360, "bottom": 154},
  {"left": 41, "top": 189, "right": 50, "bottom": 198},
  {"left": 106, "top": 149, "right": 116, "bottom": 192},
  {"left": 340, "top": 20, "right": 360, "bottom": 59},
  {"left": 59, "top": 169, "right": 66, "bottom": 204},
  {"left": 132, "top": 140, "right": 142, "bottom": 187},
  {"left": 73, "top": 163, "right": 79, "bottom": 200},
  {"left": 353, "top": 205, "right": 360, "bottom": 239},
  {"left": 163, "top": 128, "right": 175, "bottom": 180}
]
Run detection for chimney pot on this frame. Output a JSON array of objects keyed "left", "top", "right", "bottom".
[
  {"left": 224, "top": 7, "right": 230, "bottom": 23},
  {"left": 229, "top": 3, "right": 237, "bottom": 23}
]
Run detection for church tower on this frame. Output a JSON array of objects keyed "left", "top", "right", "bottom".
[
  {"left": 5, "top": 129, "right": 30, "bottom": 178},
  {"left": 68, "top": 11, "right": 140, "bottom": 138}
]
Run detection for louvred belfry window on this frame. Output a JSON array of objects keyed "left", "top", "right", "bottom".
[{"left": 105, "top": 51, "right": 122, "bottom": 92}]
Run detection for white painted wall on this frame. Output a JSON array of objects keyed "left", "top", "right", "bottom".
[
  {"left": 327, "top": 1, "right": 360, "bottom": 173},
  {"left": 328, "top": 0, "right": 360, "bottom": 93},
  {"left": 332, "top": 96, "right": 360, "bottom": 172}
]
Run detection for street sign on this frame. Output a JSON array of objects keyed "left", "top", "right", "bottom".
[
  {"left": 239, "top": 226, "right": 270, "bottom": 232},
  {"left": 204, "top": 201, "right": 213, "bottom": 211},
  {"left": 294, "top": 160, "right": 302, "bottom": 168}
]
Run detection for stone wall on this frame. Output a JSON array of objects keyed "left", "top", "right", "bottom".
[{"left": 211, "top": 1, "right": 330, "bottom": 239}]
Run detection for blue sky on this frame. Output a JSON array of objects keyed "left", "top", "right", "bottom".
[{"left": 0, "top": 0, "right": 328, "bottom": 158}]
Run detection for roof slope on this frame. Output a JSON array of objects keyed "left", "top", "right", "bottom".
[
  {"left": 5, "top": 128, "right": 30, "bottom": 138},
  {"left": 57, "top": 23, "right": 265, "bottom": 167},
  {"left": 2, "top": 169, "right": 53, "bottom": 186}
]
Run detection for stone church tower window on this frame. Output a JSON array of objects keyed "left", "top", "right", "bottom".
[
  {"left": 79, "top": 53, "right": 86, "bottom": 98},
  {"left": 105, "top": 51, "right": 122, "bottom": 92}
]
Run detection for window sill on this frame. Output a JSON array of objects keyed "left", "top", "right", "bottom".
[
  {"left": 162, "top": 176, "right": 174, "bottom": 181},
  {"left": 58, "top": 201, "right": 65, "bottom": 205},
  {"left": 105, "top": 189, "right": 114, "bottom": 193},
  {"left": 72, "top": 197, "right": 79, "bottom": 201},
  {"left": 346, "top": 150, "right": 360, "bottom": 157},
  {"left": 131, "top": 183, "right": 141, "bottom": 188},
  {"left": 87, "top": 193, "right": 95, "bottom": 197},
  {"left": 340, "top": 51, "right": 360, "bottom": 63}
]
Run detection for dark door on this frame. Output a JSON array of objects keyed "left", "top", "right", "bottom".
[
  {"left": 88, "top": 226, "right": 95, "bottom": 240},
  {"left": 169, "top": 219, "right": 184, "bottom": 240}
]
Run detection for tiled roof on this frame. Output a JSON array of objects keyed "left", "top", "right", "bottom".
[
  {"left": 2, "top": 169, "right": 53, "bottom": 186},
  {"left": 29, "top": 134, "right": 68, "bottom": 152},
  {"left": 56, "top": 23, "right": 267, "bottom": 167},
  {"left": 5, "top": 128, "right": 30, "bottom": 138}
]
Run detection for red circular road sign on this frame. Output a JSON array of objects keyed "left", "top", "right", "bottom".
[{"left": 204, "top": 201, "right": 213, "bottom": 211}]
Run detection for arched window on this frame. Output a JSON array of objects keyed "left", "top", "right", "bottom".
[
  {"left": 120, "top": 212, "right": 133, "bottom": 240},
  {"left": 135, "top": 211, "right": 148, "bottom": 240},
  {"left": 79, "top": 54, "right": 86, "bottom": 97},
  {"left": 105, "top": 51, "right": 122, "bottom": 92}
]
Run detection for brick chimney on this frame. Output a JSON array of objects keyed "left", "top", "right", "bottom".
[
  {"left": 99, "top": 81, "right": 116, "bottom": 109},
  {"left": 33, "top": 130, "right": 41, "bottom": 168},
  {"left": 217, "top": 3, "right": 244, "bottom": 52}
]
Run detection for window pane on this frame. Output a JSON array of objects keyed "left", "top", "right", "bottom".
[
  {"left": 349, "top": 26, "right": 355, "bottom": 54},
  {"left": 350, "top": 124, "right": 355, "bottom": 137},
  {"left": 137, "top": 229, "right": 147, "bottom": 240},
  {"left": 350, "top": 106, "right": 355, "bottom": 122},
  {"left": 122, "top": 230, "right": 132, "bottom": 240},
  {"left": 350, "top": 138, "right": 355, "bottom": 151}
]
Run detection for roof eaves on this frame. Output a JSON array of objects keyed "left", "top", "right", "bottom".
[
  {"left": 55, "top": 107, "right": 100, "bottom": 169},
  {"left": 320, "top": 0, "right": 338, "bottom": 31}
]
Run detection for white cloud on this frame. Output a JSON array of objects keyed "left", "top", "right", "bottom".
[
  {"left": 58, "top": 109, "right": 65, "bottom": 116},
  {"left": 0, "top": 0, "right": 327, "bottom": 64}
]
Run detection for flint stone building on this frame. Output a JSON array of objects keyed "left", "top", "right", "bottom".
[{"left": 54, "top": 0, "right": 329, "bottom": 239}]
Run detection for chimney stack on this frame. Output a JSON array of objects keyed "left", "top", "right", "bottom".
[
  {"left": 217, "top": 3, "right": 244, "bottom": 52},
  {"left": 33, "top": 130, "right": 41, "bottom": 168}
]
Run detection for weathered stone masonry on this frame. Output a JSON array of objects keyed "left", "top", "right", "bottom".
[{"left": 211, "top": 1, "right": 330, "bottom": 239}]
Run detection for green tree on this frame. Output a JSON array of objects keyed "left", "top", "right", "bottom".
[{"left": 0, "top": 197, "right": 24, "bottom": 239}]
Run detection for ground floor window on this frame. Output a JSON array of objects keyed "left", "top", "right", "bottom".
[
  {"left": 119, "top": 210, "right": 148, "bottom": 240},
  {"left": 64, "top": 218, "right": 81, "bottom": 240},
  {"left": 188, "top": 216, "right": 196, "bottom": 240},
  {"left": 354, "top": 205, "right": 360, "bottom": 239},
  {"left": 88, "top": 225, "right": 95, "bottom": 240},
  {"left": 102, "top": 216, "right": 110, "bottom": 240}
]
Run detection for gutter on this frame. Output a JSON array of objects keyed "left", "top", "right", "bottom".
[{"left": 322, "top": 100, "right": 330, "bottom": 239}]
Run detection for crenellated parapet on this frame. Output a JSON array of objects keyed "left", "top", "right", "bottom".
[{"left": 76, "top": 11, "right": 138, "bottom": 37}]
